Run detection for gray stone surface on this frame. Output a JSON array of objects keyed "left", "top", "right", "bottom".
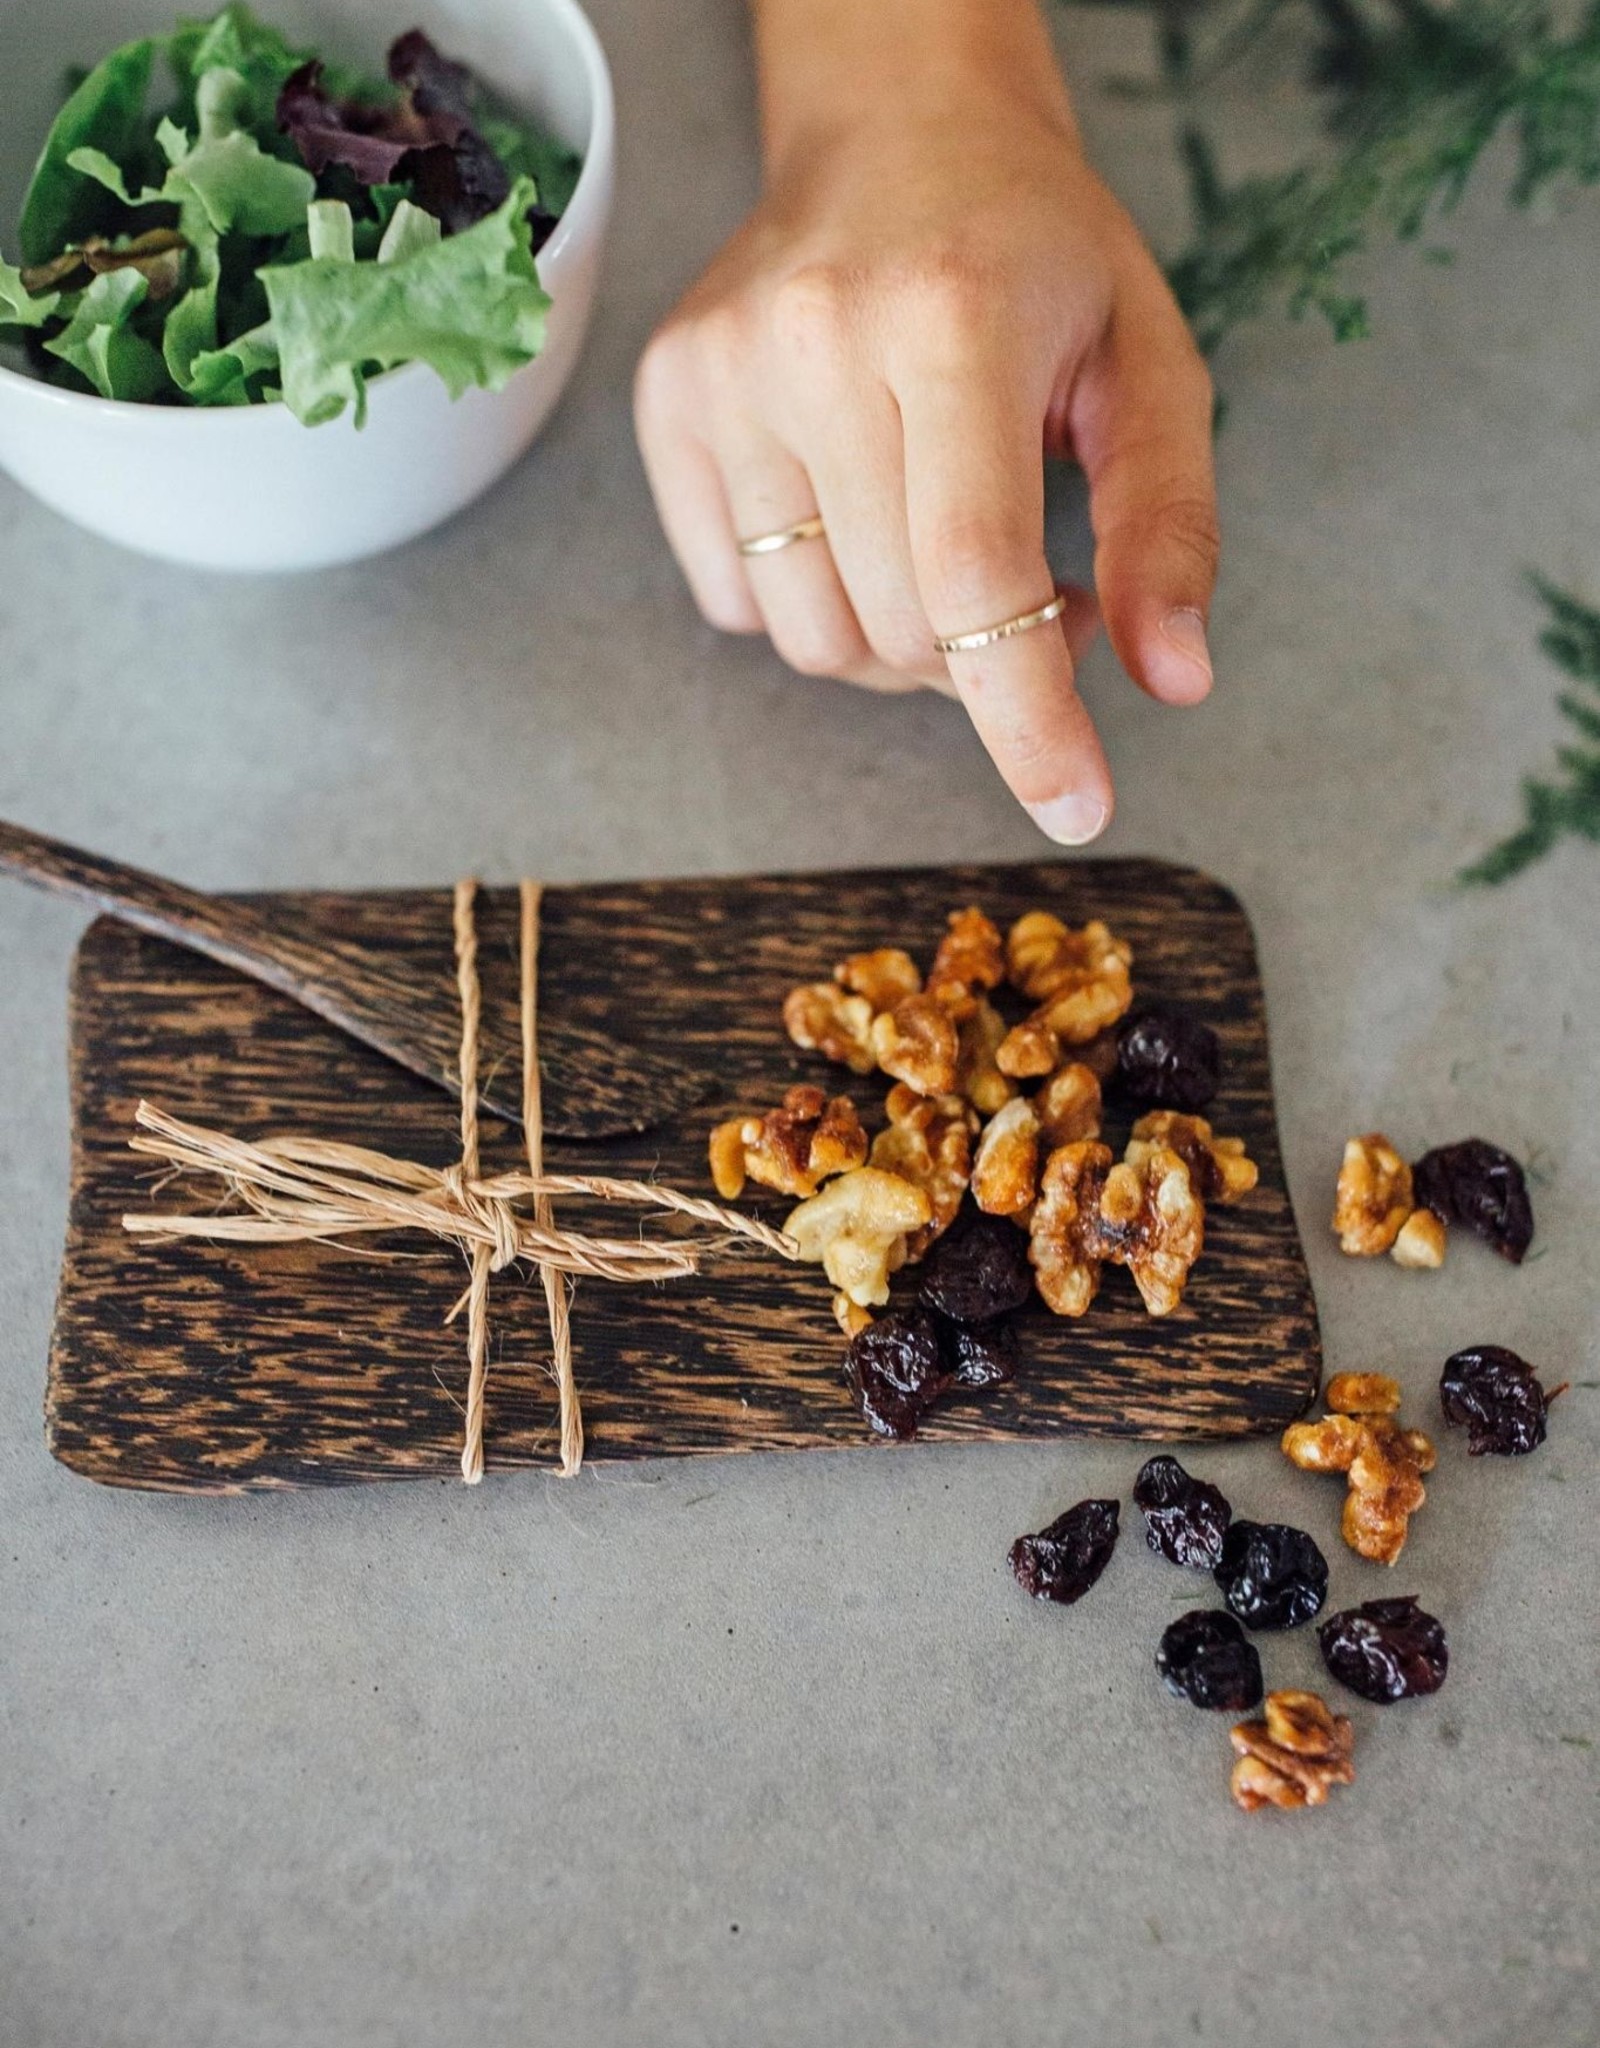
[{"left": 1, "top": 3, "right": 1597, "bottom": 2044}]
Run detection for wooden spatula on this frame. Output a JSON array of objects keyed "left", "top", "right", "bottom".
[{"left": 0, "top": 819, "right": 712, "bottom": 1137}]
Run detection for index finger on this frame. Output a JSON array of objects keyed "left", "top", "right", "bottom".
[{"left": 898, "top": 368, "right": 1113, "bottom": 844}]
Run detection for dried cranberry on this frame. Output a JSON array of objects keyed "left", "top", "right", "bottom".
[
  {"left": 1412, "top": 1139, "right": 1534, "bottom": 1264},
  {"left": 1009, "top": 1498, "right": 1120, "bottom": 1604},
  {"left": 1132, "top": 1454, "right": 1233, "bottom": 1569},
  {"left": 1156, "top": 1609, "right": 1264, "bottom": 1711},
  {"left": 918, "top": 1214, "right": 1033, "bottom": 1323},
  {"left": 939, "top": 1314, "right": 1019, "bottom": 1390},
  {"left": 1318, "top": 1596, "right": 1448, "bottom": 1703},
  {"left": 843, "top": 1310, "right": 949, "bottom": 1441},
  {"left": 1114, "top": 1006, "right": 1221, "bottom": 1112},
  {"left": 1213, "top": 1519, "right": 1328, "bottom": 1630},
  {"left": 1440, "top": 1344, "right": 1564, "bottom": 1456}
]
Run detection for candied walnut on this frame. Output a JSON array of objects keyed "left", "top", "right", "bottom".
[
  {"left": 927, "top": 906, "right": 1004, "bottom": 1018},
  {"left": 955, "top": 998, "right": 1015, "bottom": 1115},
  {"left": 1034, "top": 1062, "right": 1102, "bottom": 1148},
  {"left": 869, "top": 1084, "right": 975, "bottom": 1257},
  {"left": 708, "top": 1118, "right": 750, "bottom": 1202},
  {"left": 1283, "top": 1394, "right": 1436, "bottom": 1567},
  {"left": 1094, "top": 1143, "right": 1206, "bottom": 1317},
  {"left": 1391, "top": 1206, "right": 1447, "bottom": 1269},
  {"left": 1230, "top": 1690, "right": 1355, "bottom": 1812},
  {"left": 1004, "top": 913, "right": 1134, "bottom": 1047},
  {"left": 1130, "top": 1110, "right": 1257, "bottom": 1204},
  {"left": 833, "top": 1292, "right": 873, "bottom": 1339},
  {"left": 835, "top": 946, "right": 922, "bottom": 1011},
  {"left": 1333, "top": 1133, "right": 1414, "bottom": 1255},
  {"left": 996, "top": 1017, "right": 1061, "bottom": 1079},
  {"left": 870, "top": 995, "right": 960, "bottom": 1096},
  {"left": 783, "top": 982, "right": 876, "bottom": 1074},
  {"left": 972, "top": 1097, "right": 1042, "bottom": 1218},
  {"left": 1326, "top": 1371, "right": 1401, "bottom": 1416},
  {"left": 708, "top": 1085, "right": 868, "bottom": 1201},
  {"left": 786, "top": 1167, "right": 932, "bottom": 1309},
  {"left": 1028, "top": 1140, "right": 1114, "bottom": 1317}
]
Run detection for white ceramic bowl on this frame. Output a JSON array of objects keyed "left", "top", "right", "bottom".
[{"left": 0, "top": 0, "right": 614, "bottom": 571}]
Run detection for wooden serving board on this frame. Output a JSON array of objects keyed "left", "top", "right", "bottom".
[{"left": 46, "top": 860, "right": 1321, "bottom": 1492}]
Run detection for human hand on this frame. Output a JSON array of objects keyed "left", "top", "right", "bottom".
[{"left": 633, "top": 0, "right": 1218, "bottom": 843}]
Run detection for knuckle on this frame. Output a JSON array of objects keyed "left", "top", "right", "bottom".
[
  {"left": 867, "top": 611, "right": 939, "bottom": 675},
  {"left": 1153, "top": 493, "right": 1221, "bottom": 581},
  {"left": 895, "top": 246, "right": 1000, "bottom": 336},
  {"left": 773, "top": 619, "right": 862, "bottom": 680},
  {"left": 921, "top": 509, "right": 1039, "bottom": 604},
  {"left": 771, "top": 263, "right": 857, "bottom": 365}
]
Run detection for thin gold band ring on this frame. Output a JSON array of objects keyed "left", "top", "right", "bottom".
[
  {"left": 933, "top": 592, "right": 1068, "bottom": 655},
  {"left": 737, "top": 514, "right": 827, "bottom": 558}
]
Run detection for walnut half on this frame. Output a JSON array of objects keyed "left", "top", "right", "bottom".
[
  {"left": 1230, "top": 1691, "right": 1355, "bottom": 1811},
  {"left": 1333, "top": 1132, "right": 1414, "bottom": 1255},
  {"left": 708, "top": 1086, "right": 868, "bottom": 1200},
  {"left": 785, "top": 1167, "right": 932, "bottom": 1309},
  {"left": 1282, "top": 1374, "right": 1437, "bottom": 1565}
]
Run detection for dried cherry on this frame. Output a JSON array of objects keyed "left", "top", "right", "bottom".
[
  {"left": 1412, "top": 1139, "right": 1534, "bottom": 1264},
  {"left": 1114, "top": 1006, "right": 1221, "bottom": 1113},
  {"left": 1318, "top": 1596, "right": 1448, "bottom": 1703},
  {"left": 1009, "top": 1498, "right": 1120, "bottom": 1604},
  {"left": 1132, "top": 1454, "right": 1233, "bottom": 1569},
  {"left": 939, "top": 1315, "right": 1019, "bottom": 1390},
  {"left": 1440, "top": 1344, "right": 1564, "bottom": 1456},
  {"left": 918, "top": 1213, "right": 1033, "bottom": 1323},
  {"left": 1156, "top": 1609, "right": 1264, "bottom": 1711},
  {"left": 1213, "top": 1519, "right": 1328, "bottom": 1630},
  {"left": 843, "top": 1310, "right": 949, "bottom": 1441}
]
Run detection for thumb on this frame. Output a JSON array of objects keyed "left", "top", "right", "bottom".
[{"left": 1070, "top": 289, "right": 1220, "bottom": 707}]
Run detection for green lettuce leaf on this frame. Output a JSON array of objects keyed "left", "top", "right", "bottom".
[
  {"left": 260, "top": 175, "right": 549, "bottom": 426},
  {"left": 184, "top": 317, "right": 278, "bottom": 405},
  {"left": 376, "top": 199, "right": 441, "bottom": 265},
  {"left": 479, "top": 112, "right": 580, "bottom": 216},
  {"left": 19, "top": 35, "right": 157, "bottom": 264},
  {"left": 67, "top": 71, "right": 314, "bottom": 244},
  {"left": 0, "top": 258, "right": 61, "bottom": 329},
  {"left": 171, "top": 4, "right": 308, "bottom": 141},
  {"left": 43, "top": 269, "right": 170, "bottom": 401}
]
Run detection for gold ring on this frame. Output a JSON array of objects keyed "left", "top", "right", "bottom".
[
  {"left": 737, "top": 514, "right": 827, "bottom": 558},
  {"left": 933, "top": 592, "right": 1068, "bottom": 655}
]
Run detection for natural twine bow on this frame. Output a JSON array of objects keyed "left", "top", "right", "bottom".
[{"left": 123, "top": 879, "right": 796, "bottom": 1482}]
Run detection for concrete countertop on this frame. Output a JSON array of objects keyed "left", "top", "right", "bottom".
[{"left": 1, "top": 2, "right": 1595, "bottom": 2043}]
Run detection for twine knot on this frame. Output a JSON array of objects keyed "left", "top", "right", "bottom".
[{"left": 123, "top": 878, "right": 795, "bottom": 1483}]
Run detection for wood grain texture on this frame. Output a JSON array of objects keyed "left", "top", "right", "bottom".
[
  {"left": 46, "top": 859, "right": 1322, "bottom": 1492},
  {"left": 0, "top": 817, "right": 708, "bottom": 1136}
]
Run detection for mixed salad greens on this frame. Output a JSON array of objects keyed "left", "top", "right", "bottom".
[{"left": 0, "top": 6, "right": 579, "bottom": 424}]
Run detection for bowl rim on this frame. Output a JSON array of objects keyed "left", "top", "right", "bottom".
[{"left": 0, "top": 0, "right": 614, "bottom": 428}]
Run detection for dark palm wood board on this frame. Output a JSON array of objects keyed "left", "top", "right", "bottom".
[{"left": 47, "top": 860, "right": 1321, "bottom": 1492}]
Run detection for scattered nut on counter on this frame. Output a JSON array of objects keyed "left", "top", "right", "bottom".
[{"left": 1281, "top": 1372, "right": 1437, "bottom": 1565}]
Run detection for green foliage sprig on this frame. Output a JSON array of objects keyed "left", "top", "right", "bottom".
[
  {"left": 1459, "top": 576, "right": 1600, "bottom": 884},
  {"left": 1130, "top": 0, "right": 1600, "bottom": 353}
]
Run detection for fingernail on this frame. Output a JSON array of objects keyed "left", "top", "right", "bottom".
[
  {"left": 1025, "top": 792, "right": 1109, "bottom": 846},
  {"left": 1150, "top": 608, "right": 1213, "bottom": 703}
]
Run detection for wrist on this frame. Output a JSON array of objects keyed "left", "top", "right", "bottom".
[{"left": 752, "top": 0, "right": 1078, "bottom": 182}]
